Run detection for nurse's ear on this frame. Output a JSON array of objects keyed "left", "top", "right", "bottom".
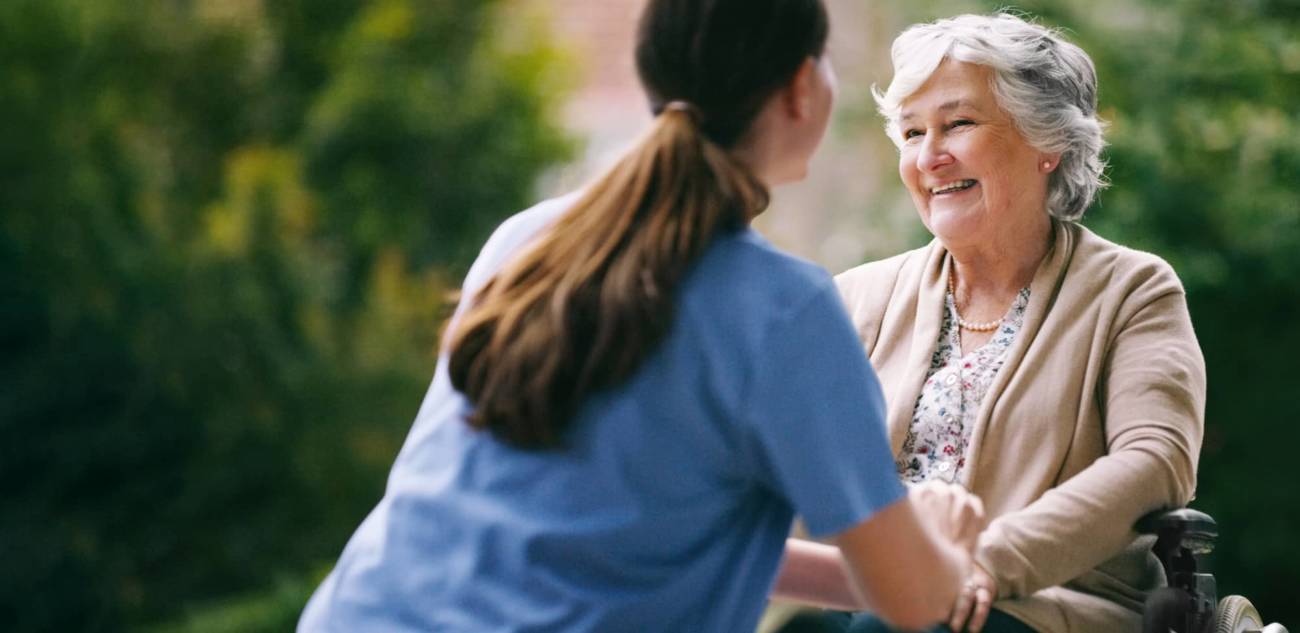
[{"left": 778, "top": 57, "right": 821, "bottom": 121}]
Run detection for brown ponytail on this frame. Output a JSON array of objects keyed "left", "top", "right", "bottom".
[{"left": 447, "top": 0, "right": 830, "bottom": 449}]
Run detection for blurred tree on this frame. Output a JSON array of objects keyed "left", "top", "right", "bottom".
[{"left": 0, "top": 0, "right": 573, "bottom": 631}]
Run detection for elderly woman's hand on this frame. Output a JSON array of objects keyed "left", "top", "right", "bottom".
[{"left": 949, "top": 563, "right": 997, "bottom": 633}]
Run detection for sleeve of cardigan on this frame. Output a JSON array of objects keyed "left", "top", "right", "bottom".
[{"left": 974, "top": 270, "right": 1206, "bottom": 599}]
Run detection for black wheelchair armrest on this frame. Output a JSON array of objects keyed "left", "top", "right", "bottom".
[
  {"left": 1137, "top": 507, "right": 1218, "bottom": 540},
  {"left": 1138, "top": 507, "right": 1218, "bottom": 559}
]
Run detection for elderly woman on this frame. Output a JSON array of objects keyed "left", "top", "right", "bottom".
[{"left": 826, "top": 13, "right": 1206, "bottom": 633}]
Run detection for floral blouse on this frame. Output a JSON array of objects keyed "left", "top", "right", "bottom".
[{"left": 895, "top": 286, "right": 1031, "bottom": 484}]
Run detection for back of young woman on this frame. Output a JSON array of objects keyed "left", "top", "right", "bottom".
[
  {"left": 298, "top": 1, "right": 982, "bottom": 631},
  {"left": 299, "top": 193, "right": 899, "bottom": 631}
]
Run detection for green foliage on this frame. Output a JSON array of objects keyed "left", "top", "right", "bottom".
[
  {"left": 148, "top": 571, "right": 324, "bottom": 633},
  {"left": 0, "top": 1, "right": 573, "bottom": 631},
  {"left": 1076, "top": 3, "right": 1300, "bottom": 624}
]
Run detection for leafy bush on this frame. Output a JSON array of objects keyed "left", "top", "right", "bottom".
[{"left": 0, "top": 1, "right": 573, "bottom": 630}]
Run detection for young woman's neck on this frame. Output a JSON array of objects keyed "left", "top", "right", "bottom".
[{"left": 728, "top": 127, "right": 781, "bottom": 188}]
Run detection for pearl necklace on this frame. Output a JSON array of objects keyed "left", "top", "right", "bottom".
[{"left": 948, "top": 272, "right": 1003, "bottom": 332}]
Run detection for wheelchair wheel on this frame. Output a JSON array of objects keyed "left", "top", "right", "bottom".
[{"left": 1215, "top": 595, "right": 1261, "bottom": 633}]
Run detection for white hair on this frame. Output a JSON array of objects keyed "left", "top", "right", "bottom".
[{"left": 874, "top": 13, "right": 1108, "bottom": 221}]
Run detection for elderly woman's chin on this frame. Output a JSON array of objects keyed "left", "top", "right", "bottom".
[{"left": 915, "top": 195, "right": 990, "bottom": 245}]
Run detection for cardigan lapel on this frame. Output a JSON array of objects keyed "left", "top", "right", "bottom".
[
  {"left": 960, "top": 220, "right": 1079, "bottom": 488},
  {"left": 886, "top": 243, "right": 950, "bottom": 452}
]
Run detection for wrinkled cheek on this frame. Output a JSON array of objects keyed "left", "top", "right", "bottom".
[
  {"left": 911, "top": 194, "right": 932, "bottom": 229},
  {"left": 897, "top": 154, "right": 930, "bottom": 225}
]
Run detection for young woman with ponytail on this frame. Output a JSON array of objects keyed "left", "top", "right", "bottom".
[{"left": 299, "top": 1, "right": 983, "bottom": 631}]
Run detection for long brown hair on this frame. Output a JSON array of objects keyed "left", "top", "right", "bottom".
[{"left": 447, "top": 0, "right": 830, "bottom": 449}]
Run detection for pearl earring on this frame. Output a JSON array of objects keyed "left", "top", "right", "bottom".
[{"left": 1042, "top": 161, "right": 1052, "bottom": 169}]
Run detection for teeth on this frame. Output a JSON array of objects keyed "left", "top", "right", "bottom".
[{"left": 931, "top": 180, "right": 976, "bottom": 195}]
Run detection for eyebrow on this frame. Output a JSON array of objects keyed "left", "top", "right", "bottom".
[{"left": 900, "top": 99, "right": 978, "bottom": 123}]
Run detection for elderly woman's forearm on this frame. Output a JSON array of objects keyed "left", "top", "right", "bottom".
[{"left": 975, "top": 444, "right": 1195, "bottom": 597}]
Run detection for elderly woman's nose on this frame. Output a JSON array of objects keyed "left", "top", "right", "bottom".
[{"left": 917, "top": 135, "right": 955, "bottom": 172}]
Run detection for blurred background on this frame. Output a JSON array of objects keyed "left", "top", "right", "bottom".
[{"left": 1, "top": 0, "right": 1296, "bottom": 631}]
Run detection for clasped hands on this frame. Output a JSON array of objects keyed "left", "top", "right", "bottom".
[{"left": 908, "top": 481, "right": 997, "bottom": 633}]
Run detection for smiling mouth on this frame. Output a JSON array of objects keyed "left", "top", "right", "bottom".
[{"left": 930, "top": 180, "right": 978, "bottom": 195}]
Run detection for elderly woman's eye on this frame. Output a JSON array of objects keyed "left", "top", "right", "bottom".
[
  {"left": 903, "top": 128, "right": 924, "bottom": 141},
  {"left": 951, "top": 119, "right": 975, "bottom": 129}
]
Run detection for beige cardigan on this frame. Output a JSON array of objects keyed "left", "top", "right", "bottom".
[{"left": 834, "top": 220, "right": 1206, "bottom": 633}]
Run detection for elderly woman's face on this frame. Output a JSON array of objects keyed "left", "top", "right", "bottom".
[{"left": 896, "top": 60, "right": 1052, "bottom": 248}]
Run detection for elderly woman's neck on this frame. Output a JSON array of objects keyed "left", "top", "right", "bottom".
[{"left": 947, "top": 217, "right": 1054, "bottom": 297}]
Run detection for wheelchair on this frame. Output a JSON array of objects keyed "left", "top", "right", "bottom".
[{"left": 1139, "top": 508, "right": 1288, "bottom": 633}]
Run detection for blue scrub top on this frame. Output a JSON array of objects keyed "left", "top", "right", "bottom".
[{"left": 298, "top": 194, "right": 904, "bottom": 632}]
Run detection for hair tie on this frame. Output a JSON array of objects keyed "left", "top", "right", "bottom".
[{"left": 662, "top": 100, "right": 703, "bottom": 124}]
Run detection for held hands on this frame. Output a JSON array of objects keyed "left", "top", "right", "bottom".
[
  {"left": 907, "top": 482, "right": 991, "bottom": 632},
  {"left": 907, "top": 481, "right": 998, "bottom": 633}
]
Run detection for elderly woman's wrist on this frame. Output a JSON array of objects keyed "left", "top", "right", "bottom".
[{"left": 973, "top": 547, "right": 1010, "bottom": 599}]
